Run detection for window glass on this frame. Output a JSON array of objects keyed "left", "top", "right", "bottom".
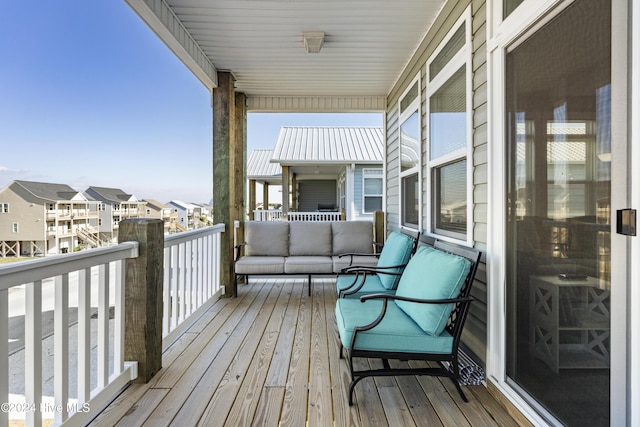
[
  {"left": 430, "top": 66, "right": 467, "bottom": 159},
  {"left": 504, "top": 0, "right": 525, "bottom": 18},
  {"left": 400, "top": 81, "right": 419, "bottom": 113},
  {"left": 402, "top": 173, "right": 419, "bottom": 228},
  {"left": 434, "top": 160, "right": 467, "bottom": 234},
  {"left": 401, "top": 111, "right": 420, "bottom": 172},
  {"left": 363, "top": 169, "right": 383, "bottom": 213},
  {"left": 429, "top": 24, "right": 465, "bottom": 80}
]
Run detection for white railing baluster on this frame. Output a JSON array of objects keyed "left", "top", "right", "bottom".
[
  {"left": 162, "top": 247, "right": 170, "bottom": 337},
  {"left": 170, "top": 246, "right": 178, "bottom": 331},
  {"left": 77, "top": 267, "right": 91, "bottom": 405},
  {"left": 54, "top": 274, "right": 70, "bottom": 423},
  {"left": 178, "top": 242, "right": 186, "bottom": 324},
  {"left": 0, "top": 288, "right": 8, "bottom": 427},
  {"left": 114, "top": 259, "right": 125, "bottom": 374},
  {"left": 25, "top": 280, "right": 42, "bottom": 427},
  {"left": 97, "top": 264, "right": 109, "bottom": 388}
]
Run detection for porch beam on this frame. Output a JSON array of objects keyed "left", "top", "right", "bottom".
[
  {"left": 213, "top": 71, "right": 236, "bottom": 297},
  {"left": 291, "top": 173, "right": 297, "bottom": 211},
  {"left": 125, "top": 0, "right": 217, "bottom": 90},
  {"left": 246, "top": 96, "right": 386, "bottom": 112},
  {"left": 263, "top": 183, "right": 269, "bottom": 210}
]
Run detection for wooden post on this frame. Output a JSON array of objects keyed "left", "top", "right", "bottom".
[
  {"left": 249, "top": 179, "right": 256, "bottom": 218},
  {"left": 373, "top": 210, "right": 385, "bottom": 251},
  {"left": 263, "top": 183, "right": 269, "bottom": 209},
  {"left": 234, "top": 92, "right": 246, "bottom": 247},
  {"left": 213, "top": 71, "right": 236, "bottom": 297},
  {"left": 291, "top": 173, "right": 297, "bottom": 211},
  {"left": 119, "top": 218, "right": 164, "bottom": 383},
  {"left": 282, "top": 165, "right": 290, "bottom": 218}
]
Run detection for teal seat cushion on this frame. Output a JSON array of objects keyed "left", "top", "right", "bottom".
[
  {"left": 376, "top": 231, "right": 415, "bottom": 290},
  {"left": 335, "top": 298, "right": 454, "bottom": 354},
  {"left": 336, "top": 274, "right": 395, "bottom": 298},
  {"left": 395, "top": 246, "right": 471, "bottom": 336}
]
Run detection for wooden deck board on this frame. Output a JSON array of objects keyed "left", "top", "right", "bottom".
[{"left": 89, "top": 278, "right": 521, "bottom": 427}]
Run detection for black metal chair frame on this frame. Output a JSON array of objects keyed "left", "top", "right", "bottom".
[{"left": 338, "top": 241, "right": 481, "bottom": 405}]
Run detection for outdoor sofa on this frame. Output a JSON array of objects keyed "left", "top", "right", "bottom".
[{"left": 233, "top": 220, "right": 378, "bottom": 296}]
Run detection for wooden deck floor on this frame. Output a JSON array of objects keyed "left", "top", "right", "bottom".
[{"left": 89, "top": 278, "right": 520, "bottom": 427}]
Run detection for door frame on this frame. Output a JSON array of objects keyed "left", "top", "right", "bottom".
[{"left": 486, "top": 0, "right": 635, "bottom": 424}]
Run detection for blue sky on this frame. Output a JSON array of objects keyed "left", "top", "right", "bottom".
[{"left": 0, "top": 1, "right": 381, "bottom": 204}]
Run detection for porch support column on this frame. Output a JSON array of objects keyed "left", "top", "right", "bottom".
[
  {"left": 249, "top": 179, "right": 256, "bottom": 219},
  {"left": 291, "top": 173, "right": 297, "bottom": 211},
  {"left": 281, "top": 166, "right": 290, "bottom": 218},
  {"left": 234, "top": 92, "right": 247, "bottom": 245},
  {"left": 212, "top": 71, "right": 236, "bottom": 297},
  {"left": 263, "top": 183, "right": 269, "bottom": 210},
  {"left": 119, "top": 218, "right": 164, "bottom": 382}
]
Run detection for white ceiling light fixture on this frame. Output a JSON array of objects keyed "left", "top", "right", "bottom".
[{"left": 302, "top": 31, "right": 325, "bottom": 53}]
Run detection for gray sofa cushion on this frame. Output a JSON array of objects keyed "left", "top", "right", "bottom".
[
  {"left": 331, "top": 221, "right": 373, "bottom": 255},
  {"left": 285, "top": 256, "right": 334, "bottom": 274},
  {"left": 235, "top": 256, "right": 285, "bottom": 274},
  {"left": 244, "top": 221, "right": 289, "bottom": 256},
  {"left": 289, "top": 222, "right": 332, "bottom": 256}
]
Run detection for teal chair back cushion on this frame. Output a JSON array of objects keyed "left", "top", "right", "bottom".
[
  {"left": 395, "top": 246, "right": 471, "bottom": 336},
  {"left": 376, "top": 231, "right": 415, "bottom": 290}
]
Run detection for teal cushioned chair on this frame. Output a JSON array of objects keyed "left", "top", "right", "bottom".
[
  {"left": 336, "top": 231, "right": 418, "bottom": 298},
  {"left": 335, "top": 240, "right": 481, "bottom": 405}
]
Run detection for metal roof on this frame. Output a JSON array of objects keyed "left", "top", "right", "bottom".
[
  {"left": 247, "top": 149, "right": 282, "bottom": 179},
  {"left": 271, "top": 126, "right": 384, "bottom": 164},
  {"left": 125, "top": 0, "right": 446, "bottom": 111}
]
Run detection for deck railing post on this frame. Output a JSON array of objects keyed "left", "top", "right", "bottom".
[{"left": 119, "top": 218, "right": 164, "bottom": 382}]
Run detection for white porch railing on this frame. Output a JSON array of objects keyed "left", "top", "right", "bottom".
[
  {"left": 253, "top": 209, "right": 283, "bottom": 221},
  {"left": 0, "top": 223, "right": 226, "bottom": 426},
  {"left": 162, "top": 224, "right": 224, "bottom": 348},
  {"left": 288, "top": 211, "right": 342, "bottom": 221},
  {"left": 253, "top": 210, "right": 342, "bottom": 222},
  {"left": 0, "top": 243, "right": 139, "bottom": 427}
]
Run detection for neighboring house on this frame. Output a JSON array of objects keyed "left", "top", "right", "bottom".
[
  {"left": 247, "top": 149, "right": 282, "bottom": 218},
  {"left": 194, "top": 203, "right": 213, "bottom": 226},
  {"left": 143, "top": 199, "right": 178, "bottom": 233},
  {"left": 0, "top": 180, "right": 100, "bottom": 256},
  {"left": 167, "top": 200, "right": 199, "bottom": 231},
  {"left": 84, "top": 186, "right": 146, "bottom": 243},
  {"left": 249, "top": 127, "right": 384, "bottom": 221}
]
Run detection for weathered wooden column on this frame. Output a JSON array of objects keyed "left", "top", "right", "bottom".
[
  {"left": 234, "top": 92, "right": 247, "bottom": 246},
  {"left": 374, "top": 210, "right": 385, "bottom": 251},
  {"left": 213, "top": 71, "right": 236, "bottom": 297},
  {"left": 249, "top": 179, "right": 257, "bottom": 218},
  {"left": 281, "top": 165, "right": 290, "bottom": 217},
  {"left": 291, "top": 173, "right": 297, "bottom": 211},
  {"left": 263, "top": 183, "right": 269, "bottom": 209},
  {"left": 119, "top": 218, "right": 164, "bottom": 382}
]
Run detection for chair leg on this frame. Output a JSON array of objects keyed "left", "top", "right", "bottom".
[
  {"left": 308, "top": 274, "right": 312, "bottom": 296},
  {"left": 339, "top": 344, "right": 344, "bottom": 359}
]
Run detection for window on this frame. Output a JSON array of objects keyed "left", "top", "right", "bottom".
[
  {"left": 0, "top": 203, "right": 8, "bottom": 213},
  {"left": 399, "top": 76, "right": 421, "bottom": 229},
  {"left": 362, "top": 168, "right": 383, "bottom": 213},
  {"left": 12, "top": 222, "right": 18, "bottom": 233},
  {"left": 426, "top": 14, "right": 472, "bottom": 241}
]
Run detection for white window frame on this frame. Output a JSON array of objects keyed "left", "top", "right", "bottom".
[
  {"left": 362, "top": 168, "right": 383, "bottom": 214},
  {"left": 0, "top": 203, "right": 8, "bottom": 213},
  {"left": 12, "top": 222, "right": 18, "bottom": 233},
  {"left": 398, "top": 74, "right": 422, "bottom": 230},
  {"left": 425, "top": 9, "right": 473, "bottom": 245}
]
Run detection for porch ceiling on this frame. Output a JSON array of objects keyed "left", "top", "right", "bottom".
[{"left": 125, "top": 0, "right": 446, "bottom": 111}]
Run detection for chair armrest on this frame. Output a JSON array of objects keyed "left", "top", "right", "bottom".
[
  {"left": 234, "top": 242, "right": 247, "bottom": 262},
  {"left": 339, "top": 264, "right": 404, "bottom": 274},
  {"left": 360, "top": 293, "right": 473, "bottom": 305}
]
